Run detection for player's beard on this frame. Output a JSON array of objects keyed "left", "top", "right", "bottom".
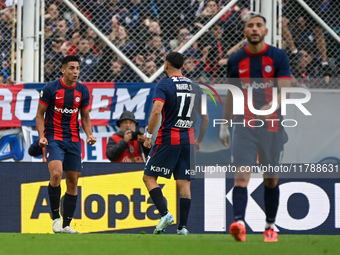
[{"left": 246, "top": 34, "right": 265, "bottom": 45}]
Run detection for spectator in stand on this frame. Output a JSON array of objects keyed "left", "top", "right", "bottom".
[
  {"left": 107, "top": 23, "right": 137, "bottom": 59},
  {"left": 45, "top": 3, "right": 60, "bottom": 32},
  {"left": 182, "top": 45, "right": 211, "bottom": 83},
  {"left": 170, "top": 27, "right": 200, "bottom": 58},
  {"left": 204, "top": 22, "right": 227, "bottom": 83},
  {"left": 148, "top": 20, "right": 162, "bottom": 35},
  {"left": 218, "top": 39, "right": 247, "bottom": 66},
  {"left": 86, "top": 27, "right": 100, "bottom": 56},
  {"left": 67, "top": 32, "right": 80, "bottom": 56},
  {"left": 290, "top": 45, "right": 333, "bottom": 88},
  {"left": 77, "top": 36, "right": 99, "bottom": 82},
  {"left": 44, "top": 60, "right": 60, "bottom": 82},
  {"left": 124, "top": 0, "right": 156, "bottom": 29},
  {"left": 108, "top": 60, "right": 131, "bottom": 82},
  {"left": 282, "top": 0, "right": 331, "bottom": 75},
  {"left": 86, "top": 0, "right": 117, "bottom": 34},
  {"left": 0, "top": 58, "right": 11, "bottom": 84},
  {"left": 54, "top": 0, "right": 80, "bottom": 31},
  {"left": 0, "top": 7, "right": 14, "bottom": 62},
  {"left": 143, "top": 33, "right": 170, "bottom": 67},
  {"left": 194, "top": 0, "right": 220, "bottom": 30},
  {"left": 54, "top": 18, "right": 72, "bottom": 41},
  {"left": 154, "top": 0, "right": 192, "bottom": 40},
  {"left": 138, "top": 19, "right": 163, "bottom": 48},
  {"left": 133, "top": 59, "right": 166, "bottom": 82},
  {"left": 45, "top": 38, "right": 64, "bottom": 69}
]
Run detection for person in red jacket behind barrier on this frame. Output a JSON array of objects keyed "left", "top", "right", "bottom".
[{"left": 106, "top": 111, "right": 149, "bottom": 162}]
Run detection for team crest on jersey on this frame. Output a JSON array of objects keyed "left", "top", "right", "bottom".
[
  {"left": 265, "top": 65, "right": 272, "bottom": 73},
  {"left": 75, "top": 97, "right": 80, "bottom": 103},
  {"left": 40, "top": 91, "right": 43, "bottom": 98},
  {"left": 129, "top": 146, "right": 134, "bottom": 153}
]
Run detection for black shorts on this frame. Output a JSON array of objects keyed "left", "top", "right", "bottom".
[
  {"left": 283, "top": 1, "right": 323, "bottom": 28},
  {"left": 46, "top": 140, "right": 82, "bottom": 172},
  {"left": 232, "top": 126, "right": 285, "bottom": 167},
  {"left": 144, "top": 144, "right": 195, "bottom": 180}
]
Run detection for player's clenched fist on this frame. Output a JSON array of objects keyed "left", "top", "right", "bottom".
[
  {"left": 39, "top": 137, "right": 48, "bottom": 147},
  {"left": 87, "top": 135, "right": 97, "bottom": 146}
]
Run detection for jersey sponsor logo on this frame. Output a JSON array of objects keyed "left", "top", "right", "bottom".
[
  {"left": 54, "top": 106, "right": 78, "bottom": 114},
  {"left": 21, "top": 171, "right": 176, "bottom": 233},
  {"left": 185, "top": 169, "right": 196, "bottom": 175},
  {"left": 150, "top": 165, "right": 171, "bottom": 175},
  {"left": 174, "top": 119, "right": 193, "bottom": 128},
  {"left": 241, "top": 80, "right": 274, "bottom": 89},
  {"left": 171, "top": 76, "right": 191, "bottom": 83}
]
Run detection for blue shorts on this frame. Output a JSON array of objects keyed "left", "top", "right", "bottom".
[
  {"left": 232, "top": 126, "right": 285, "bottom": 167},
  {"left": 144, "top": 144, "right": 195, "bottom": 180},
  {"left": 46, "top": 140, "right": 82, "bottom": 172}
]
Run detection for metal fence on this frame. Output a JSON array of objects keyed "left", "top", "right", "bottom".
[
  {"left": 280, "top": 0, "right": 340, "bottom": 88},
  {"left": 1, "top": 0, "right": 340, "bottom": 88}
]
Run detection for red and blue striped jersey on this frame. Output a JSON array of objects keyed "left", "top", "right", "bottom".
[
  {"left": 39, "top": 78, "right": 90, "bottom": 142},
  {"left": 153, "top": 75, "right": 203, "bottom": 145},
  {"left": 227, "top": 44, "right": 291, "bottom": 132}
]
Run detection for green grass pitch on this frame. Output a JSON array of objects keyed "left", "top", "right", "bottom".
[{"left": 0, "top": 233, "right": 338, "bottom": 255}]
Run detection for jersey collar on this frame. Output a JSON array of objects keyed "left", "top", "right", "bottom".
[
  {"left": 245, "top": 44, "right": 269, "bottom": 56},
  {"left": 60, "top": 78, "right": 76, "bottom": 89}
]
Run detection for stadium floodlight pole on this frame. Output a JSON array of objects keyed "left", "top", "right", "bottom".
[
  {"left": 272, "top": 0, "right": 277, "bottom": 46},
  {"left": 16, "top": 0, "right": 22, "bottom": 83},
  {"left": 22, "top": 0, "right": 35, "bottom": 83},
  {"left": 296, "top": 0, "right": 340, "bottom": 43},
  {"left": 255, "top": 0, "right": 260, "bottom": 13},
  {"left": 148, "top": 0, "right": 239, "bottom": 83},
  {"left": 250, "top": 0, "right": 254, "bottom": 11},
  {"left": 62, "top": 0, "right": 149, "bottom": 82},
  {"left": 278, "top": 0, "right": 283, "bottom": 48},
  {"left": 40, "top": 0, "right": 45, "bottom": 82},
  {"left": 34, "top": 0, "right": 40, "bottom": 82},
  {"left": 261, "top": 0, "right": 273, "bottom": 45}
]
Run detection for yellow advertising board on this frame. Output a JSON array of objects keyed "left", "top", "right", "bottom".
[{"left": 21, "top": 171, "right": 177, "bottom": 233}]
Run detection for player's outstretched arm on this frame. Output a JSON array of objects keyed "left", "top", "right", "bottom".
[
  {"left": 81, "top": 108, "right": 97, "bottom": 145},
  {"left": 36, "top": 102, "right": 48, "bottom": 147}
]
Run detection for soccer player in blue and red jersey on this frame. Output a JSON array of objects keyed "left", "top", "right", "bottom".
[
  {"left": 143, "top": 52, "right": 209, "bottom": 235},
  {"left": 36, "top": 55, "right": 97, "bottom": 234},
  {"left": 220, "top": 13, "right": 292, "bottom": 242}
]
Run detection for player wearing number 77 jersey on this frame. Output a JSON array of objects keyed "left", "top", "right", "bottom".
[{"left": 143, "top": 52, "right": 209, "bottom": 235}]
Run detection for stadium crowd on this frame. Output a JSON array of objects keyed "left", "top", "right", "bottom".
[{"left": 0, "top": 0, "right": 339, "bottom": 87}]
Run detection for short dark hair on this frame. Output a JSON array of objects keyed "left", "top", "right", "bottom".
[
  {"left": 166, "top": 52, "right": 184, "bottom": 69},
  {"left": 62, "top": 55, "right": 80, "bottom": 66},
  {"left": 244, "top": 12, "right": 267, "bottom": 24}
]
